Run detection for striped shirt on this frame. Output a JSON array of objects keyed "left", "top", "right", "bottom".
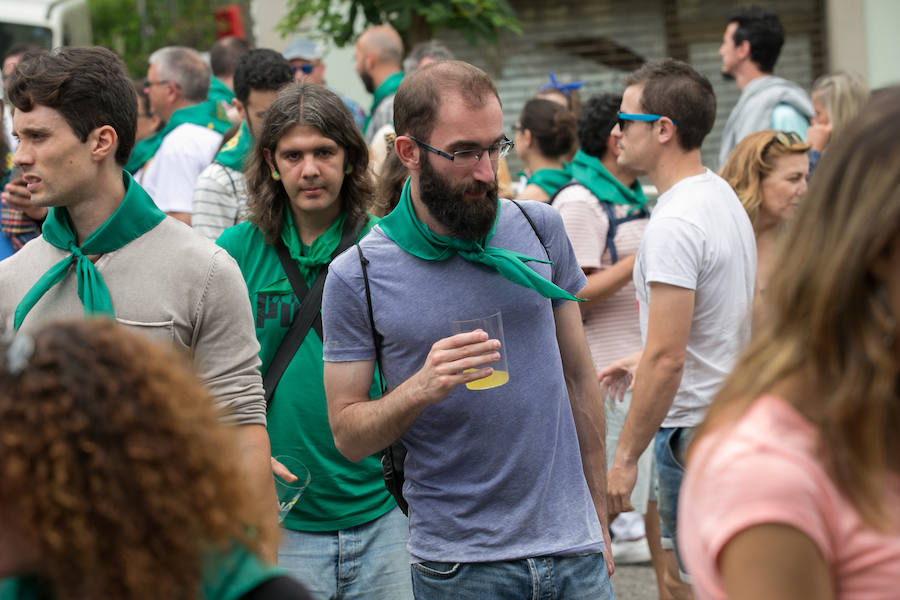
[
  {"left": 192, "top": 161, "right": 248, "bottom": 241},
  {"left": 554, "top": 183, "right": 647, "bottom": 370}
]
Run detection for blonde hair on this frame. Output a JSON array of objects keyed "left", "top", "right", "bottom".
[
  {"left": 719, "top": 129, "right": 809, "bottom": 227},
  {"left": 812, "top": 71, "right": 869, "bottom": 136},
  {"left": 696, "top": 87, "right": 900, "bottom": 528}
]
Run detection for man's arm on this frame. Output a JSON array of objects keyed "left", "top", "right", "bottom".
[
  {"left": 554, "top": 300, "right": 614, "bottom": 575},
  {"left": 235, "top": 423, "right": 278, "bottom": 563},
  {"left": 578, "top": 254, "right": 636, "bottom": 314},
  {"left": 607, "top": 282, "right": 694, "bottom": 514},
  {"left": 324, "top": 331, "right": 501, "bottom": 462}
]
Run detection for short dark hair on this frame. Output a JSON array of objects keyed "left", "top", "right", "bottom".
[
  {"left": 394, "top": 60, "right": 500, "bottom": 142},
  {"left": 8, "top": 47, "right": 137, "bottom": 166},
  {"left": 246, "top": 83, "right": 372, "bottom": 242},
  {"left": 232, "top": 49, "right": 293, "bottom": 106},
  {"left": 577, "top": 93, "right": 621, "bottom": 159},
  {"left": 728, "top": 5, "right": 785, "bottom": 73},
  {"left": 623, "top": 58, "right": 716, "bottom": 151},
  {"left": 209, "top": 36, "right": 250, "bottom": 78},
  {"left": 519, "top": 98, "right": 575, "bottom": 159}
]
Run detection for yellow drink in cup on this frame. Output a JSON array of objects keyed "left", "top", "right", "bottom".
[
  {"left": 463, "top": 368, "right": 510, "bottom": 390},
  {"left": 451, "top": 311, "right": 509, "bottom": 390}
]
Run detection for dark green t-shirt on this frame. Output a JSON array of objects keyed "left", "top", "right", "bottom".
[{"left": 217, "top": 216, "right": 395, "bottom": 531}]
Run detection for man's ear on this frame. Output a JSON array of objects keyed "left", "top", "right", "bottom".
[
  {"left": 233, "top": 98, "right": 246, "bottom": 121},
  {"left": 736, "top": 39, "right": 752, "bottom": 62},
  {"left": 657, "top": 118, "right": 677, "bottom": 146},
  {"left": 394, "top": 135, "right": 420, "bottom": 170},
  {"left": 263, "top": 148, "right": 277, "bottom": 174},
  {"left": 89, "top": 125, "right": 118, "bottom": 161}
]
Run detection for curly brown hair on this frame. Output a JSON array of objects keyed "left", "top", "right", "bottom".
[{"left": 0, "top": 319, "right": 277, "bottom": 600}]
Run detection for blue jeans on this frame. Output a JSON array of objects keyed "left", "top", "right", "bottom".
[
  {"left": 654, "top": 426, "right": 694, "bottom": 579},
  {"left": 277, "top": 506, "right": 413, "bottom": 600},
  {"left": 410, "top": 553, "right": 614, "bottom": 599}
]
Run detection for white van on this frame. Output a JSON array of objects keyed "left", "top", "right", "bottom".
[{"left": 0, "top": 0, "right": 92, "bottom": 57}]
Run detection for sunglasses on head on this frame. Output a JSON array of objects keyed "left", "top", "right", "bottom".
[{"left": 763, "top": 131, "right": 808, "bottom": 154}]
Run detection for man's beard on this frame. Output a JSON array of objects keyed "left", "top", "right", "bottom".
[
  {"left": 720, "top": 69, "right": 735, "bottom": 81},
  {"left": 418, "top": 157, "right": 498, "bottom": 240},
  {"left": 360, "top": 70, "right": 375, "bottom": 94}
]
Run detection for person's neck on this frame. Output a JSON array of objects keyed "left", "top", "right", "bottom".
[
  {"left": 68, "top": 166, "right": 127, "bottom": 245},
  {"left": 371, "top": 65, "right": 401, "bottom": 91},
  {"left": 219, "top": 75, "right": 234, "bottom": 90},
  {"left": 409, "top": 182, "right": 451, "bottom": 236},
  {"left": 646, "top": 148, "right": 706, "bottom": 196},
  {"left": 161, "top": 99, "right": 196, "bottom": 124},
  {"left": 526, "top": 154, "right": 564, "bottom": 174},
  {"left": 735, "top": 64, "right": 768, "bottom": 91},
  {"left": 291, "top": 201, "right": 343, "bottom": 246},
  {"left": 600, "top": 153, "right": 637, "bottom": 188}
]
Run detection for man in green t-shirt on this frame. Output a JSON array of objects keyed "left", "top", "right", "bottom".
[{"left": 217, "top": 82, "right": 412, "bottom": 599}]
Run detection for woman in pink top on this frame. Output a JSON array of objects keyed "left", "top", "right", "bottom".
[{"left": 679, "top": 86, "right": 900, "bottom": 599}]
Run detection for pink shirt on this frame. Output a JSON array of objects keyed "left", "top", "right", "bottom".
[{"left": 680, "top": 395, "right": 900, "bottom": 599}]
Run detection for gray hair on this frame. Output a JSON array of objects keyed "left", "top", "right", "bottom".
[
  {"left": 403, "top": 39, "right": 455, "bottom": 73},
  {"left": 148, "top": 46, "right": 210, "bottom": 102}
]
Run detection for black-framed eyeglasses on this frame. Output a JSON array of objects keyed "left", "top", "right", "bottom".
[
  {"left": 763, "top": 130, "right": 808, "bottom": 155},
  {"left": 617, "top": 112, "right": 679, "bottom": 131},
  {"left": 409, "top": 136, "right": 514, "bottom": 168},
  {"left": 144, "top": 79, "right": 170, "bottom": 89}
]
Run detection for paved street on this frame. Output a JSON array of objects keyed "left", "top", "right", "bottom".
[{"left": 611, "top": 562, "right": 659, "bottom": 600}]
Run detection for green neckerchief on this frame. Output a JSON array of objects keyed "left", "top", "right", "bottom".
[
  {"left": 363, "top": 71, "right": 403, "bottom": 134},
  {"left": 208, "top": 75, "right": 235, "bottom": 104},
  {"left": 281, "top": 209, "right": 346, "bottom": 285},
  {"left": 379, "top": 178, "right": 581, "bottom": 302},
  {"left": 13, "top": 171, "right": 165, "bottom": 330},
  {"left": 125, "top": 101, "right": 232, "bottom": 174},
  {"left": 568, "top": 149, "right": 648, "bottom": 214},
  {"left": 215, "top": 120, "right": 253, "bottom": 171},
  {"left": 527, "top": 167, "right": 572, "bottom": 197}
]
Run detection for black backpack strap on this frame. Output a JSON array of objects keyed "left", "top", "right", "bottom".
[
  {"left": 509, "top": 199, "right": 550, "bottom": 260},
  {"left": 548, "top": 179, "right": 583, "bottom": 206},
  {"left": 262, "top": 217, "right": 363, "bottom": 406},
  {"left": 356, "top": 243, "right": 408, "bottom": 516},
  {"left": 599, "top": 201, "right": 649, "bottom": 265}
]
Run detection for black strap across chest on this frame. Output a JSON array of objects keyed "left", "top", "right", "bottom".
[{"left": 263, "top": 217, "right": 363, "bottom": 405}]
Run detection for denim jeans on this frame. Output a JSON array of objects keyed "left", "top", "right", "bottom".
[
  {"left": 410, "top": 553, "right": 614, "bottom": 599},
  {"left": 277, "top": 506, "right": 413, "bottom": 600},
  {"left": 654, "top": 426, "right": 694, "bottom": 579}
]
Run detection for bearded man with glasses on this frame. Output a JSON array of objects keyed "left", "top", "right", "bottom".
[{"left": 322, "top": 60, "right": 615, "bottom": 599}]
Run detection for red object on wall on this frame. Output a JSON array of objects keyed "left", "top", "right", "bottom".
[{"left": 215, "top": 5, "right": 245, "bottom": 39}]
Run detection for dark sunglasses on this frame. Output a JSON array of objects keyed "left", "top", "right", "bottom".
[
  {"left": 763, "top": 131, "right": 809, "bottom": 155},
  {"left": 291, "top": 64, "right": 315, "bottom": 76}
]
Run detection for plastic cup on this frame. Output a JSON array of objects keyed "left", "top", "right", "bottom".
[
  {"left": 450, "top": 310, "right": 509, "bottom": 390},
  {"left": 272, "top": 455, "right": 311, "bottom": 523}
]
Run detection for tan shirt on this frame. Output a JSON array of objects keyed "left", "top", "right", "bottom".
[{"left": 0, "top": 217, "right": 266, "bottom": 427}]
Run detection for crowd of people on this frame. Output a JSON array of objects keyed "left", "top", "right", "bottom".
[{"left": 1, "top": 4, "right": 898, "bottom": 600}]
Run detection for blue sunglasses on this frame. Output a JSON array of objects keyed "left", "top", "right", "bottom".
[{"left": 617, "top": 112, "right": 679, "bottom": 129}]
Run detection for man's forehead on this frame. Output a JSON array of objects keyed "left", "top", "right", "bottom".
[{"left": 433, "top": 92, "right": 502, "bottom": 137}]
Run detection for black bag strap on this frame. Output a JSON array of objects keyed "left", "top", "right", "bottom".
[
  {"left": 263, "top": 217, "right": 363, "bottom": 405},
  {"left": 356, "top": 243, "right": 409, "bottom": 515},
  {"left": 598, "top": 201, "right": 649, "bottom": 264},
  {"left": 509, "top": 199, "right": 550, "bottom": 260}
]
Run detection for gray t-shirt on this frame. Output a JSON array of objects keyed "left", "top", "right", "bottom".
[{"left": 323, "top": 199, "right": 605, "bottom": 563}]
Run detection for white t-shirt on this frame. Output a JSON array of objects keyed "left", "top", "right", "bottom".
[
  {"left": 140, "top": 122, "right": 222, "bottom": 214},
  {"left": 633, "top": 169, "right": 756, "bottom": 427}
]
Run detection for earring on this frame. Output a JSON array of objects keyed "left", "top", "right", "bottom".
[
  {"left": 271, "top": 171, "right": 280, "bottom": 181},
  {"left": 345, "top": 164, "right": 353, "bottom": 174}
]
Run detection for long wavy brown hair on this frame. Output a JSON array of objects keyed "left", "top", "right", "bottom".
[
  {"left": 693, "top": 86, "right": 900, "bottom": 528},
  {"left": 245, "top": 82, "right": 373, "bottom": 243},
  {"left": 0, "top": 319, "right": 277, "bottom": 599}
]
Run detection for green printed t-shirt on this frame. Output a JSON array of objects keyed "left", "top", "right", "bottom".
[{"left": 217, "top": 217, "right": 394, "bottom": 532}]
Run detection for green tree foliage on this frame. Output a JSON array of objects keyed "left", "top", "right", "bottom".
[
  {"left": 89, "top": 0, "right": 221, "bottom": 76},
  {"left": 278, "top": 0, "right": 521, "bottom": 49}
]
